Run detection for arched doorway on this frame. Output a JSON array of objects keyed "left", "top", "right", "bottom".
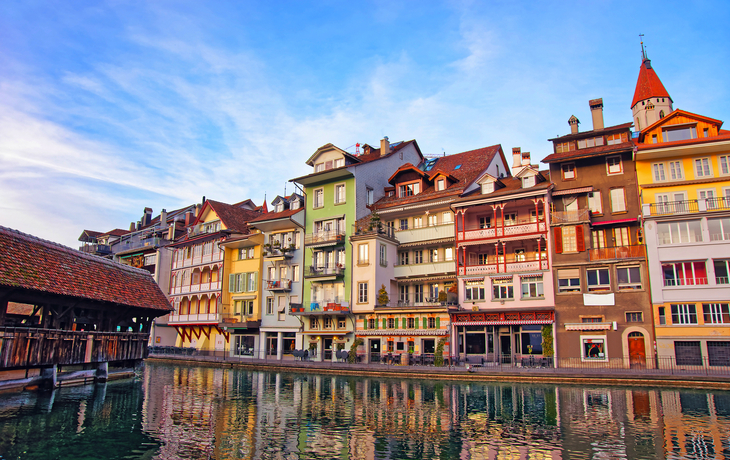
[{"left": 628, "top": 331, "right": 646, "bottom": 368}]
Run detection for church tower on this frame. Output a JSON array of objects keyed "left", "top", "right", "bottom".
[{"left": 631, "top": 42, "right": 673, "bottom": 131}]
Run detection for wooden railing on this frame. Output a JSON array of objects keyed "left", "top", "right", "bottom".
[
  {"left": 588, "top": 245, "right": 646, "bottom": 261},
  {"left": 0, "top": 328, "right": 149, "bottom": 369},
  {"left": 550, "top": 208, "right": 590, "bottom": 224}
]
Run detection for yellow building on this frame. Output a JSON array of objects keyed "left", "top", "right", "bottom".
[
  {"left": 168, "top": 199, "right": 263, "bottom": 352},
  {"left": 633, "top": 54, "right": 730, "bottom": 368}
]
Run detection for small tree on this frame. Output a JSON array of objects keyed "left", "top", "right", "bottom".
[
  {"left": 377, "top": 284, "right": 390, "bottom": 306},
  {"left": 541, "top": 324, "right": 554, "bottom": 357},
  {"left": 348, "top": 338, "right": 364, "bottom": 363},
  {"left": 438, "top": 290, "right": 447, "bottom": 303},
  {"left": 434, "top": 337, "right": 447, "bottom": 367}
]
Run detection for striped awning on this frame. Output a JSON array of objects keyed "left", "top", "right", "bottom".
[
  {"left": 399, "top": 237, "right": 455, "bottom": 248},
  {"left": 552, "top": 186, "right": 593, "bottom": 196},
  {"left": 454, "top": 319, "right": 552, "bottom": 326},
  {"left": 356, "top": 329, "right": 448, "bottom": 336},
  {"left": 564, "top": 322, "right": 612, "bottom": 331}
]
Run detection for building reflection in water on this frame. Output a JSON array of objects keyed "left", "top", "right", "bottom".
[{"left": 1, "top": 363, "right": 729, "bottom": 459}]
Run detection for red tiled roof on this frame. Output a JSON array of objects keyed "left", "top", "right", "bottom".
[
  {"left": 249, "top": 207, "right": 303, "bottom": 223},
  {"left": 204, "top": 200, "right": 264, "bottom": 233},
  {"left": 373, "top": 144, "right": 503, "bottom": 209},
  {"left": 631, "top": 58, "right": 671, "bottom": 108},
  {"left": 103, "top": 229, "right": 129, "bottom": 237},
  {"left": 542, "top": 140, "right": 633, "bottom": 163},
  {"left": 453, "top": 172, "right": 552, "bottom": 204},
  {"left": 0, "top": 226, "right": 172, "bottom": 312}
]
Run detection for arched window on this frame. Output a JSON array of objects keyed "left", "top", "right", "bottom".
[
  {"left": 659, "top": 110, "right": 665, "bottom": 118},
  {"left": 211, "top": 266, "right": 219, "bottom": 283},
  {"left": 180, "top": 298, "right": 189, "bottom": 315},
  {"left": 191, "top": 296, "right": 199, "bottom": 315}
]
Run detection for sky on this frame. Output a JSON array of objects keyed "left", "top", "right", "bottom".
[{"left": 1, "top": 1, "right": 729, "bottom": 248}]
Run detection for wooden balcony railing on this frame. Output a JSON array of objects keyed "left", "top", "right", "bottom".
[
  {"left": 550, "top": 208, "right": 591, "bottom": 224},
  {"left": 588, "top": 245, "right": 646, "bottom": 261}
]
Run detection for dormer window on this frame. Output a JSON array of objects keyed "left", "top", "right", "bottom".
[
  {"left": 436, "top": 179, "right": 445, "bottom": 191},
  {"left": 334, "top": 158, "right": 344, "bottom": 168},
  {"left": 577, "top": 136, "right": 604, "bottom": 149},
  {"left": 481, "top": 182, "right": 494, "bottom": 194},
  {"left": 398, "top": 182, "right": 419, "bottom": 197},
  {"left": 663, "top": 125, "right": 697, "bottom": 142},
  {"left": 291, "top": 200, "right": 300, "bottom": 210},
  {"left": 522, "top": 175, "right": 535, "bottom": 188},
  {"left": 556, "top": 142, "right": 575, "bottom": 153},
  {"left": 275, "top": 203, "right": 284, "bottom": 213},
  {"left": 315, "top": 163, "right": 325, "bottom": 172}
]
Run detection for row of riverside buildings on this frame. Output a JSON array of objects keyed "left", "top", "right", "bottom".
[{"left": 80, "top": 53, "right": 730, "bottom": 369}]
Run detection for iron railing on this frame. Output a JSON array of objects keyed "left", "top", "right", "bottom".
[{"left": 589, "top": 245, "right": 646, "bottom": 261}]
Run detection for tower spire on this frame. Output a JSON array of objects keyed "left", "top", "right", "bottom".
[{"left": 639, "top": 33, "right": 646, "bottom": 61}]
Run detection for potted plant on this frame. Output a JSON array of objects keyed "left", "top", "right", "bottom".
[
  {"left": 438, "top": 290, "right": 447, "bottom": 305},
  {"left": 434, "top": 337, "right": 447, "bottom": 367},
  {"left": 377, "top": 284, "right": 389, "bottom": 307},
  {"left": 348, "top": 338, "right": 363, "bottom": 363}
]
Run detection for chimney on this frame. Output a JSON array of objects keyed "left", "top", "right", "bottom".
[
  {"left": 159, "top": 209, "right": 168, "bottom": 229},
  {"left": 589, "top": 98, "right": 604, "bottom": 131},
  {"left": 129, "top": 222, "right": 136, "bottom": 232},
  {"left": 185, "top": 211, "right": 195, "bottom": 227},
  {"left": 136, "top": 220, "right": 142, "bottom": 231},
  {"left": 380, "top": 137, "right": 391, "bottom": 156},
  {"left": 568, "top": 115, "right": 580, "bottom": 134},
  {"left": 363, "top": 144, "right": 371, "bottom": 155},
  {"left": 521, "top": 151, "right": 531, "bottom": 166},
  {"left": 142, "top": 207, "right": 153, "bottom": 227},
  {"left": 512, "top": 147, "right": 522, "bottom": 168},
  {"left": 167, "top": 220, "right": 176, "bottom": 240}
]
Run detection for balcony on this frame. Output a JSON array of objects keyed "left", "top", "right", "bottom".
[
  {"left": 307, "top": 265, "right": 345, "bottom": 278},
  {"left": 462, "top": 221, "right": 547, "bottom": 242},
  {"left": 305, "top": 230, "right": 346, "bottom": 247},
  {"left": 116, "top": 236, "right": 162, "bottom": 253},
  {"left": 290, "top": 301, "right": 351, "bottom": 315},
  {"left": 171, "top": 252, "right": 224, "bottom": 269},
  {"left": 394, "top": 260, "right": 455, "bottom": 279},
  {"left": 396, "top": 223, "right": 454, "bottom": 245},
  {"left": 79, "top": 243, "right": 111, "bottom": 255},
  {"left": 459, "top": 255, "right": 548, "bottom": 276},
  {"left": 550, "top": 209, "right": 591, "bottom": 224},
  {"left": 169, "top": 280, "right": 222, "bottom": 295},
  {"left": 663, "top": 277, "right": 708, "bottom": 287},
  {"left": 263, "top": 247, "right": 294, "bottom": 259},
  {"left": 168, "top": 313, "right": 222, "bottom": 324},
  {"left": 643, "top": 198, "right": 730, "bottom": 217},
  {"left": 376, "top": 300, "right": 455, "bottom": 309},
  {"left": 266, "top": 279, "right": 292, "bottom": 291},
  {"left": 589, "top": 245, "right": 646, "bottom": 261}
]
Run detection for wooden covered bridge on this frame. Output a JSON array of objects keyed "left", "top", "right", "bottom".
[{"left": 0, "top": 225, "right": 172, "bottom": 388}]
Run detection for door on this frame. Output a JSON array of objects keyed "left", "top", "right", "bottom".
[
  {"left": 323, "top": 338, "right": 333, "bottom": 360},
  {"left": 369, "top": 339, "right": 380, "bottom": 363},
  {"left": 628, "top": 332, "right": 646, "bottom": 368},
  {"left": 500, "top": 335, "right": 511, "bottom": 363}
]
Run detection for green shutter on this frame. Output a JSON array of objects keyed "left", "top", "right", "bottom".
[
  {"left": 402, "top": 317, "right": 407, "bottom": 328},
  {"left": 229, "top": 274, "right": 235, "bottom": 293},
  {"left": 252, "top": 272, "right": 257, "bottom": 291},
  {"left": 382, "top": 318, "right": 387, "bottom": 329},
  {"left": 238, "top": 274, "right": 245, "bottom": 293},
  {"left": 363, "top": 317, "right": 367, "bottom": 330},
  {"left": 436, "top": 317, "right": 441, "bottom": 329},
  {"left": 422, "top": 317, "right": 427, "bottom": 329},
  {"left": 395, "top": 318, "right": 399, "bottom": 329},
  {"left": 375, "top": 318, "right": 379, "bottom": 329}
]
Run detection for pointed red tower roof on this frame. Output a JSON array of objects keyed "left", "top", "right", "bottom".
[{"left": 631, "top": 55, "right": 671, "bottom": 108}]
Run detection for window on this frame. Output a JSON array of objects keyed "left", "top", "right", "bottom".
[
  {"left": 334, "top": 158, "right": 344, "bottom": 168},
  {"left": 399, "top": 182, "right": 419, "bottom": 197},
  {"left": 379, "top": 244, "right": 387, "bottom": 266},
  {"left": 671, "top": 304, "right": 698, "bottom": 325},
  {"left": 707, "top": 342, "right": 730, "bottom": 367},
  {"left": 582, "top": 317, "right": 603, "bottom": 323},
  {"left": 657, "top": 220, "right": 702, "bottom": 245},
  {"left": 313, "top": 188, "right": 324, "bottom": 208},
  {"left": 577, "top": 136, "right": 604, "bottom": 149},
  {"left": 444, "top": 247, "right": 454, "bottom": 261},
  {"left": 714, "top": 260, "right": 730, "bottom": 284},
  {"left": 503, "top": 213, "right": 517, "bottom": 226},
  {"left": 412, "top": 216, "right": 423, "bottom": 228},
  {"left": 315, "top": 163, "right": 324, "bottom": 172},
  {"left": 663, "top": 125, "right": 697, "bottom": 142},
  {"left": 266, "top": 297, "right": 274, "bottom": 315},
  {"left": 669, "top": 161, "right": 684, "bottom": 180},
  {"left": 407, "top": 317, "right": 415, "bottom": 329},
  {"left": 606, "top": 132, "right": 627, "bottom": 145},
  {"left": 399, "top": 219, "right": 408, "bottom": 230},
  {"left": 358, "top": 282, "right": 368, "bottom": 304},
  {"left": 720, "top": 156, "right": 730, "bottom": 176},
  {"left": 556, "top": 141, "right": 575, "bottom": 153},
  {"left": 239, "top": 248, "right": 254, "bottom": 260},
  {"left": 610, "top": 188, "right": 626, "bottom": 213},
  {"left": 617, "top": 266, "right": 642, "bottom": 290},
  {"left": 293, "top": 265, "right": 300, "bottom": 282},
  {"left": 399, "top": 252, "right": 409, "bottom": 265},
  {"left": 558, "top": 269, "right": 580, "bottom": 293},
  {"left": 428, "top": 317, "right": 436, "bottom": 329},
  {"left": 323, "top": 317, "right": 332, "bottom": 329},
  {"left": 358, "top": 244, "right": 369, "bottom": 265},
  {"left": 674, "top": 341, "right": 702, "bottom": 365},
  {"left": 562, "top": 163, "right": 576, "bottom": 180},
  {"left": 522, "top": 176, "right": 535, "bottom": 188},
  {"left": 481, "top": 182, "right": 495, "bottom": 194},
  {"left": 521, "top": 276, "right": 544, "bottom": 299},
  {"left": 442, "top": 212, "right": 453, "bottom": 223},
  {"left": 413, "top": 250, "right": 423, "bottom": 264},
  {"left": 658, "top": 307, "right": 666, "bottom": 325},
  {"left": 334, "top": 184, "right": 346, "bottom": 204},
  {"left": 414, "top": 285, "right": 424, "bottom": 303},
  {"left": 493, "top": 278, "right": 514, "bottom": 300},
  {"left": 368, "top": 318, "right": 376, "bottom": 329},
  {"left": 606, "top": 156, "right": 622, "bottom": 175},
  {"left": 587, "top": 268, "right": 610, "bottom": 291},
  {"left": 429, "top": 249, "right": 438, "bottom": 262},
  {"left": 291, "top": 200, "right": 300, "bottom": 210},
  {"left": 591, "top": 230, "right": 606, "bottom": 249},
  {"left": 653, "top": 163, "right": 666, "bottom": 182},
  {"left": 465, "top": 281, "right": 485, "bottom": 301},
  {"left": 694, "top": 158, "right": 712, "bottom": 178},
  {"left": 588, "top": 191, "right": 602, "bottom": 215},
  {"left": 703, "top": 304, "right": 730, "bottom": 324},
  {"left": 709, "top": 217, "right": 730, "bottom": 241},
  {"left": 427, "top": 214, "right": 438, "bottom": 226},
  {"left": 529, "top": 209, "right": 544, "bottom": 222},
  {"left": 582, "top": 337, "right": 607, "bottom": 361},
  {"left": 662, "top": 261, "right": 708, "bottom": 286},
  {"left": 399, "top": 285, "right": 409, "bottom": 303},
  {"left": 437, "top": 179, "right": 445, "bottom": 191},
  {"left": 626, "top": 312, "right": 643, "bottom": 322},
  {"left": 561, "top": 225, "right": 579, "bottom": 253}
]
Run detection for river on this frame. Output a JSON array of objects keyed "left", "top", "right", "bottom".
[{"left": 1, "top": 361, "right": 729, "bottom": 459}]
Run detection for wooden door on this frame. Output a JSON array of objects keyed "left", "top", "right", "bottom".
[{"left": 628, "top": 332, "right": 646, "bottom": 368}]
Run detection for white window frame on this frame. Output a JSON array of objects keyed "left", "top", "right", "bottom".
[
  {"left": 358, "top": 282, "right": 368, "bottom": 304},
  {"left": 465, "top": 281, "right": 485, "bottom": 301},
  {"left": 562, "top": 163, "right": 576, "bottom": 180},
  {"left": 669, "top": 160, "right": 684, "bottom": 180},
  {"left": 358, "top": 243, "right": 369, "bottom": 265},
  {"left": 581, "top": 335, "right": 608, "bottom": 362},
  {"left": 588, "top": 191, "right": 603, "bottom": 215},
  {"left": 520, "top": 276, "right": 544, "bottom": 299},
  {"left": 379, "top": 244, "right": 387, "bottom": 267},
  {"left": 313, "top": 188, "right": 324, "bottom": 208},
  {"left": 610, "top": 188, "right": 627, "bottom": 213},
  {"left": 586, "top": 268, "right": 610, "bottom": 292},
  {"left": 492, "top": 278, "right": 514, "bottom": 300},
  {"left": 334, "top": 183, "right": 346, "bottom": 204},
  {"left": 719, "top": 156, "right": 730, "bottom": 176},
  {"left": 442, "top": 211, "right": 453, "bottom": 224},
  {"left": 694, "top": 157, "right": 712, "bottom": 178},
  {"left": 652, "top": 163, "right": 666, "bottom": 182},
  {"left": 617, "top": 265, "right": 642, "bottom": 290},
  {"left": 606, "top": 156, "right": 622, "bottom": 175}
]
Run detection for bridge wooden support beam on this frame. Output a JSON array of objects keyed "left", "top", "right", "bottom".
[
  {"left": 41, "top": 365, "right": 58, "bottom": 389},
  {"left": 96, "top": 362, "right": 108, "bottom": 382}
]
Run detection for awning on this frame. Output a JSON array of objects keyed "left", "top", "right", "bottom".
[
  {"left": 564, "top": 322, "right": 612, "bottom": 331},
  {"left": 552, "top": 186, "right": 593, "bottom": 196},
  {"left": 453, "top": 319, "right": 552, "bottom": 326},
  {"left": 356, "top": 329, "right": 448, "bottom": 336},
  {"left": 590, "top": 218, "right": 638, "bottom": 226},
  {"left": 399, "top": 237, "right": 455, "bottom": 249}
]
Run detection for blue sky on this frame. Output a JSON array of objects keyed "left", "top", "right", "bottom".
[{"left": 1, "top": 1, "right": 728, "bottom": 248}]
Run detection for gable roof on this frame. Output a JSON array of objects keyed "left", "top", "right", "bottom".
[
  {"left": 631, "top": 58, "right": 672, "bottom": 108},
  {"left": 453, "top": 172, "right": 552, "bottom": 205},
  {"left": 200, "top": 200, "right": 264, "bottom": 234},
  {"left": 542, "top": 122, "right": 634, "bottom": 163},
  {"left": 640, "top": 109, "right": 723, "bottom": 135},
  {"left": 0, "top": 226, "right": 172, "bottom": 312}
]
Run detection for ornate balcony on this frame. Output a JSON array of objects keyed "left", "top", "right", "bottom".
[
  {"left": 459, "top": 258, "right": 548, "bottom": 276},
  {"left": 170, "top": 280, "right": 222, "bottom": 295},
  {"left": 461, "top": 221, "right": 547, "bottom": 242},
  {"left": 168, "top": 313, "right": 222, "bottom": 324},
  {"left": 266, "top": 279, "right": 292, "bottom": 291}
]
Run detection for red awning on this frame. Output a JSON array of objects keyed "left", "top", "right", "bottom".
[{"left": 591, "top": 218, "right": 638, "bottom": 226}]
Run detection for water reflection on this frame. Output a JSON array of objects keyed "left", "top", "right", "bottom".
[{"left": 1, "top": 363, "right": 730, "bottom": 459}]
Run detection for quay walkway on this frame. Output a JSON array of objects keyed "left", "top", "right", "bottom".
[{"left": 148, "top": 349, "right": 730, "bottom": 390}]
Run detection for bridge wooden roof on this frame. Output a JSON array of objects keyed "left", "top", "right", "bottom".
[{"left": 0, "top": 226, "right": 171, "bottom": 314}]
